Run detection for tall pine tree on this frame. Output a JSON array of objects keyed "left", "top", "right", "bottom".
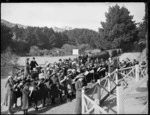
[{"left": 98, "top": 4, "right": 138, "bottom": 51}]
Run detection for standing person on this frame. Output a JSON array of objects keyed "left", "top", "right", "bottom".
[
  {"left": 12, "top": 73, "right": 22, "bottom": 109},
  {"left": 2, "top": 76, "right": 15, "bottom": 114},
  {"left": 21, "top": 82, "right": 30, "bottom": 114},
  {"left": 65, "top": 69, "right": 74, "bottom": 101},
  {"left": 30, "top": 57, "right": 38, "bottom": 70},
  {"left": 74, "top": 71, "right": 84, "bottom": 114},
  {"left": 108, "top": 57, "right": 114, "bottom": 73},
  {"left": 24, "top": 58, "right": 31, "bottom": 79},
  {"left": 50, "top": 71, "right": 60, "bottom": 105},
  {"left": 97, "top": 59, "right": 105, "bottom": 79},
  {"left": 58, "top": 71, "right": 70, "bottom": 102}
]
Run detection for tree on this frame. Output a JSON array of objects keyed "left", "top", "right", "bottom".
[
  {"left": 61, "top": 44, "right": 76, "bottom": 55},
  {"left": 137, "top": 16, "right": 146, "bottom": 45},
  {"left": 1, "top": 24, "right": 13, "bottom": 53},
  {"left": 98, "top": 4, "right": 138, "bottom": 51},
  {"left": 29, "top": 46, "right": 40, "bottom": 56},
  {"left": 63, "top": 29, "right": 99, "bottom": 48}
]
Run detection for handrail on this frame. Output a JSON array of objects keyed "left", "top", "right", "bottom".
[
  {"left": 83, "top": 93, "right": 108, "bottom": 114},
  {"left": 100, "top": 70, "right": 116, "bottom": 82},
  {"left": 85, "top": 82, "right": 99, "bottom": 94},
  {"left": 119, "top": 68, "right": 135, "bottom": 79},
  {"left": 118, "top": 66, "right": 135, "bottom": 71},
  {"left": 140, "top": 65, "right": 147, "bottom": 68}
]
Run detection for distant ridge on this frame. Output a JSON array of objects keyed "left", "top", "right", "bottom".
[
  {"left": 1, "top": 19, "right": 28, "bottom": 29},
  {"left": 1, "top": 19, "right": 73, "bottom": 32},
  {"left": 52, "top": 26, "right": 72, "bottom": 32}
]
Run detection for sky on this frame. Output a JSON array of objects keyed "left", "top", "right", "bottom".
[{"left": 1, "top": 3, "right": 145, "bottom": 31}]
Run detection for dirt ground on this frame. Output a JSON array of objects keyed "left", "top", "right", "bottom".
[
  {"left": 1, "top": 78, "right": 77, "bottom": 114},
  {"left": 1, "top": 76, "right": 148, "bottom": 114}
]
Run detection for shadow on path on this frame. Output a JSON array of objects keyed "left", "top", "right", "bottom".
[
  {"left": 28, "top": 96, "right": 76, "bottom": 114},
  {"left": 101, "top": 96, "right": 117, "bottom": 114},
  {"left": 136, "top": 87, "right": 148, "bottom": 92}
]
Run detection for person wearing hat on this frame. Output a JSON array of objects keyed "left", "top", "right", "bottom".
[
  {"left": 98, "top": 58, "right": 106, "bottom": 79},
  {"left": 12, "top": 73, "right": 22, "bottom": 109},
  {"left": 2, "top": 75, "right": 15, "bottom": 114},
  {"left": 108, "top": 57, "right": 114, "bottom": 73},
  {"left": 71, "top": 69, "right": 78, "bottom": 95},
  {"left": 50, "top": 71, "right": 60, "bottom": 105},
  {"left": 21, "top": 81, "right": 30, "bottom": 114},
  {"left": 30, "top": 57, "right": 38, "bottom": 70},
  {"left": 74, "top": 73, "right": 84, "bottom": 114},
  {"left": 65, "top": 69, "right": 74, "bottom": 101}
]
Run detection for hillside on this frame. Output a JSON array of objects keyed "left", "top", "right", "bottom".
[
  {"left": 1, "top": 19, "right": 72, "bottom": 33},
  {"left": 52, "top": 26, "right": 72, "bottom": 32},
  {"left": 1, "top": 19, "right": 28, "bottom": 29}
]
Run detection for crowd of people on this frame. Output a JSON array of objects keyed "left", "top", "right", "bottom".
[{"left": 2, "top": 55, "right": 146, "bottom": 114}]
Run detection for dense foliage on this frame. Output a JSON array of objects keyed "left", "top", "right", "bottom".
[
  {"left": 1, "top": 24, "right": 13, "bottom": 53},
  {"left": 98, "top": 5, "right": 139, "bottom": 51},
  {"left": 1, "top": 5, "right": 147, "bottom": 56}
]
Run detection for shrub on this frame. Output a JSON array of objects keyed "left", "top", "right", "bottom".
[
  {"left": 29, "top": 46, "right": 40, "bottom": 56},
  {"left": 92, "top": 51, "right": 110, "bottom": 60},
  {"left": 1, "top": 47, "right": 19, "bottom": 78}
]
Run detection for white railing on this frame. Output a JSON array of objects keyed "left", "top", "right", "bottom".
[{"left": 82, "top": 64, "right": 148, "bottom": 114}]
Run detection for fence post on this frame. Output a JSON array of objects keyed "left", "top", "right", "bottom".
[
  {"left": 108, "top": 73, "right": 111, "bottom": 92},
  {"left": 135, "top": 64, "right": 139, "bottom": 82},
  {"left": 82, "top": 87, "right": 85, "bottom": 114},
  {"left": 116, "top": 85, "right": 124, "bottom": 114},
  {"left": 115, "top": 69, "right": 118, "bottom": 85},
  {"left": 95, "top": 79, "right": 101, "bottom": 106}
]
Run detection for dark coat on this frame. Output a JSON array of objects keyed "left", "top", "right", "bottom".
[
  {"left": 13, "top": 80, "right": 22, "bottom": 104},
  {"left": 31, "top": 71, "right": 39, "bottom": 80},
  {"left": 75, "top": 79, "right": 83, "bottom": 114},
  {"left": 50, "top": 75, "right": 60, "bottom": 98},
  {"left": 30, "top": 60, "right": 38, "bottom": 70},
  {"left": 24, "top": 62, "right": 30, "bottom": 78}
]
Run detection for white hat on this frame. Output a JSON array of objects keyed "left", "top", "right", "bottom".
[
  {"left": 46, "top": 67, "right": 50, "bottom": 71},
  {"left": 72, "top": 69, "right": 76, "bottom": 73},
  {"left": 33, "top": 68, "right": 37, "bottom": 71},
  {"left": 7, "top": 76, "right": 12, "bottom": 80},
  {"left": 84, "top": 71, "right": 89, "bottom": 76},
  {"left": 39, "top": 73, "right": 45, "bottom": 79},
  {"left": 74, "top": 74, "right": 84, "bottom": 81},
  {"left": 67, "top": 69, "right": 72, "bottom": 72},
  {"left": 89, "top": 70, "right": 94, "bottom": 73}
]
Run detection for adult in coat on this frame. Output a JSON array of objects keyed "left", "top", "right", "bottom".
[
  {"left": 50, "top": 72, "right": 60, "bottom": 104},
  {"left": 3, "top": 76, "right": 15, "bottom": 114},
  {"left": 108, "top": 57, "right": 114, "bottom": 73},
  {"left": 21, "top": 82, "right": 30, "bottom": 114},
  {"left": 74, "top": 73, "right": 84, "bottom": 114},
  {"left": 24, "top": 58, "right": 31, "bottom": 79},
  {"left": 30, "top": 57, "right": 38, "bottom": 70}
]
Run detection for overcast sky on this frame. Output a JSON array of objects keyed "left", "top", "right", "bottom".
[{"left": 1, "top": 3, "right": 145, "bottom": 31}]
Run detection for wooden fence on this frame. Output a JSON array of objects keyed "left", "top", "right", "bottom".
[{"left": 81, "top": 64, "right": 148, "bottom": 114}]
